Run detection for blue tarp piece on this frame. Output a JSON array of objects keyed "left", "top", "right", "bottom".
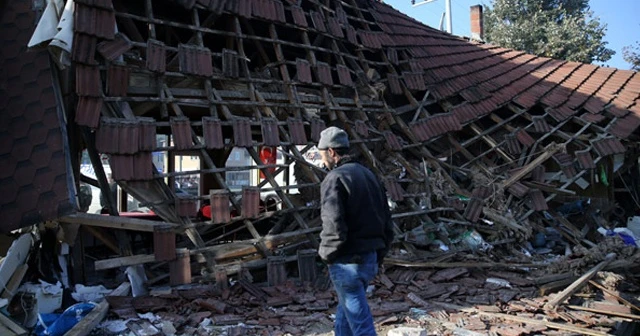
[{"left": 35, "top": 302, "right": 96, "bottom": 336}]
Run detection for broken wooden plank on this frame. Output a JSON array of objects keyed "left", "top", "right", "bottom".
[
  {"left": 545, "top": 253, "right": 617, "bottom": 310},
  {"left": 432, "top": 301, "right": 614, "bottom": 336},
  {"left": 63, "top": 282, "right": 132, "bottom": 336},
  {"left": 567, "top": 305, "right": 640, "bottom": 320},
  {"left": 502, "top": 143, "right": 563, "bottom": 188},
  {"left": 588, "top": 280, "right": 640, "bottom": 312},
  {"left": 60, "top": 213, "right": 180, "bottom": 232}
]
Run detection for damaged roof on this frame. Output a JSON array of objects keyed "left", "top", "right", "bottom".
[{"left": 3, "top": 0, "right": 640, "bottom": 266}]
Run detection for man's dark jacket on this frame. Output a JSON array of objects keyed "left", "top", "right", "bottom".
[{"left": 319, "top": 158, "right": 393, "bottom": 263}]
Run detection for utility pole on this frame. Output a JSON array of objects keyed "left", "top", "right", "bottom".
[{"left": 412, "top": 0, "right": 453, "bottom": 34}]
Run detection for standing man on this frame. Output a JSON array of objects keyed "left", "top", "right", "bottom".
[{"left": 317, "top": 126, "right": 394, "bottom": 336}]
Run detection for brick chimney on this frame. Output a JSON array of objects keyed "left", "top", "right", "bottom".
[{"left": 470, "top": 5, "right": 483, "bottom": 41}]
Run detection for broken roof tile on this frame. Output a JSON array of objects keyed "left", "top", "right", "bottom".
[
  {"left": 261, "top": 118, "right": 280, "bottom": 146},
  {"left": 315, "top": 62, "right": 333, "bottom": 86},
  {"left": 171, "top": 117, "right": 193, "bottom": 150},
  {"left": 210, "top": 191, "right": 231, "bottom": 224},
  {"left": 383, "top": 131, "right": 402, "bottom": 151},
  {"left": 504, "top": 134, "right": 522, "bottom": 155},
  {"left": 242, "top": 187, "right": 260, "bottom": 218},
  {"left": 225, "top": 0, "right": 252, "bottom": 18},
  {"left": 233, "top": 118, "right": 253, "bottom": 147},
  {"left": 472, "top": 186, "right": 491, "bottom": 199},
  {"left": 287, "top": 118, "right": 308, "bottom": 145},
  {"left": 296, "top": 59, "right": 312, "bottom": 84},
  {"left": 464, "top": 197, "right": 483, "bottom": 222},
  {"left": 575, "top": 149, "right": 595, "bottom": 170},
  {"left": 106, "top": 64, "right": 129, "bottom": 97},
  {"left": 531, "top": 116, "right": 551, "bottom": 133},
  {"left": 252, "top": 0, "right": 277, "bottom": 22},
  {"left": 516, "top": 129, "right": 535, "bottom": 147},
  {"left": 310, "top": 118, "right": 325, "bottom": 142},
  {"left": 507, "top": 182, "right": 529, "bottom": 198},
  {"left": 96, "top": 32, "right": 132, "bottom": 61},
  {"left": 75, "top": 96, "right": 102, "bottom": 128},
  {"left": 202, "top": 117, "right": 224, "bottom": 149},
  {"left": 384, "top": 179, "right": 405, "bottom": 202},
  {"left": 355, "top": 120, "right": 368, "bottom": 138},
  {"left": 528, "top": 189, "right": 548, "bottom": 211},
  {"left": 387, "top": 48, "right": 399, "bottom": 64},
  {"left": 178, "top": 44, "right": 213, "bottom": 77},
  {"left": 74, "top": 3, "right": 115, "bottom": 39},
  {"left": 531, "top": 166, "right": 546, "bottom": 183},
  {"left": 146, "top": 39, "right": 166, "bottom": 73}
]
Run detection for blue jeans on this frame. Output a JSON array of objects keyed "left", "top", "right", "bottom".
[{"left": 328, "top": 251, "right": 378, "bottom": 336}]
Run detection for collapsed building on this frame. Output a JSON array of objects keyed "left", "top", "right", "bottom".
[{"left": 1, "top": 0, "right": 640, "bottom": 335}]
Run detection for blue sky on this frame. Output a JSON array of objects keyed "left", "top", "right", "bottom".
[{"left": 384, "top": 0, "right": 640, "bottom": 70}]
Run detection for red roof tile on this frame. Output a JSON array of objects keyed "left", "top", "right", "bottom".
[
  {"left": 387, "top": 74, "right": 403, "bottom": 95},
  {"left": 337, "top": 65, "right": 353, "bottom": 87},
  {"left": 383, "top": 131, "right": 402, "bottom": 151},
  {"left": 315, "top": 62, "right": 333, "bottom": 86},
  {"left": 222, "top": 49, "right": 240, "bottom": 78},
  {"left": 261, "top": 118, "right": 280, "bottom": 146},
  {"left": 528, "top": 189, "right": 548, "bottom": 211},
  {"left": 76, "top": 64, "right": 101, "bottom": 96},
  {"left": 110, "top": 154, "right": 135, "bottom": 181},
  {"left": 287, "top": 118, "right": 307, "bottom": 145},
  {"left": 74, "top": 3, "right": 115, "bottom": 39},
  {"left": 75, "top": 96, "right": 103, "bottom": 128},
  {"left": 210, "top": 191, "right": 231, "bottom": 224},
  {"left": 310, "top": 11, "right": 326, "bottom": 32},
  {"left": 403, "top": 72, "right": 425, "bottom": 91},
  {"left": 464, "top": 197, "right": 483, "bottom": 222},
  {"left": 242, "top": 187, "right": 261, "bottom": 218},
  {"left": 507, "top": 182, "right": 529, "bottom": 198},
  {"left": 178, "top": 44, "right": 213, "bottom": 77},
  {"left": 575, "top": 149, "right": 595, "bottom": 169},
  {"left": 96, "top": 33, "right": 133, "bottom": 61},
  {"left": 146, "top": 39, "right": 167, "bottom": 73},
  {"left": 233, "top": 118, "right": 253, "bottom": 147},
  {"left": 310, "top": 118, "right": 326, "bottom": 142},
  {"left": 138, "top": 117, "right": 157, "bottom": 151},
  {"left": 134, "top": 152, "right": 153, "bottom": 180},
  {"left": 290, "top": 6, "right": 308, "bottom": 27},
  {"left": 171, "top": 117, "right": 193, "bottom": 150},
  {"left": 71, "top": 33, "right": 97, "bottom": 65},
  {"left": 345, "top": 25, "right": 357, "bottom": 44},
  {"left": 107, "top": 64, "right": 129, "bottom": 97},
  {"left": 203, "top": 117, "right": 224, "bottom": 149},
  {"left": 296, "top": 59, "right": 312, "bottom": 84},
  {"left": 384, "top": 179, "right": 405, "bottom": 202},
  {"left": 328, "top": 17, "right": 344, "bottom": 38}
]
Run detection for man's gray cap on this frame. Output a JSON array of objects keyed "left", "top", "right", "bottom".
[{"left": 317, "top": 126, "right": 349, "bottom": 150}]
